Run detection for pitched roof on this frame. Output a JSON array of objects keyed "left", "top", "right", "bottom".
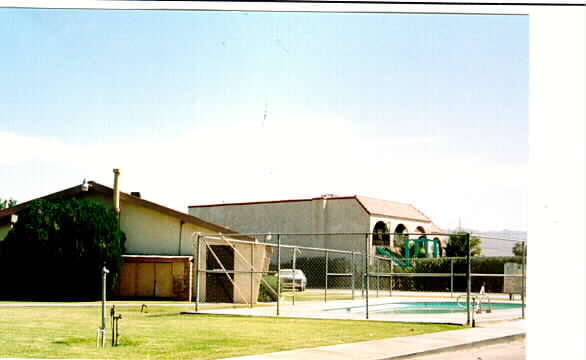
[
  {"left": 190, "top": 194, "right": 433, "bottom": 223},
  {"left": 0, "top": 181, "right": 243, "bottom": 236},
  {"left": 353, "top": 195, "right": 432, "bottom": 223}
]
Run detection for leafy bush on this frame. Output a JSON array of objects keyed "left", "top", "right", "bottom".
[
  {"left": 257, "top": 275, "right": 279, "bottom": 302},
  {"left": 445, "top": 232, "right": 482, "bottom": 257},
  {"left": 390, "top": 256, "right": 523, "bottom": 292},
  {"left": 0, "top": 198, "right": 126, "bottom": 300}
]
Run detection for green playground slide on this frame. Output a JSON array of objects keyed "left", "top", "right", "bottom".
[{"left": 375, "top": 247, "right": 410, "bottom": 268}]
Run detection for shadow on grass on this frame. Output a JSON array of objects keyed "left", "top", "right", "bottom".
[
  {"left": 52, "top": 337, "right": 93, "bottom": 345},
  {"left": 52, "top": 336, "right": 143, "bottom": 347}
]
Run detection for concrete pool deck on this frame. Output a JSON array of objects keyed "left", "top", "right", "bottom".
[
  {"left": 222, "top": 319, "right": 526, "bottom": 360},
  {"left": 194, "top": 294, "right": 525, "bottom": 325}
]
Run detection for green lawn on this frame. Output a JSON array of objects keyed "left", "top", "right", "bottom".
[{"left": 0, "top": 304, "right": 461, "bottom": 359}]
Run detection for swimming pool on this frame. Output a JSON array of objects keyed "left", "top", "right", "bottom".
[{"left": 326, "top": 301, "right": 524, "bottom": 315}]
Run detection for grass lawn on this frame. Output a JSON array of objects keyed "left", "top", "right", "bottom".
[{"left": 0, "top": 304, "right": 461, "bottom": 359}]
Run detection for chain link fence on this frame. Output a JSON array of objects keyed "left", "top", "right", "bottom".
[{"left": 192, "top": 232, "right": 526, "bottom": 325}]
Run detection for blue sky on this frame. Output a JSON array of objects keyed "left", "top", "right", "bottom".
[{"left": 0, "top": 9, "right": 528, "bottom": 231}]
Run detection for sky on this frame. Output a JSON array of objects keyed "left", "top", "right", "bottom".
[{"left": 0, "top": 8, "right": 529, "bottom": 232}]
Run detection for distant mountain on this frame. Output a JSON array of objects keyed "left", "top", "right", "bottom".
[
  {"left": 475, "top": 229, "right": 527, "bottom": 241},
  {"left": 447, "top": 228, "right": 527, "bottom": 240},
  {"left": 445, "top": 228, "right": 527, "bottom": 257}
]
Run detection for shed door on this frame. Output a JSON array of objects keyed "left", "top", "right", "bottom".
[
  {"left": 155, "top": 263, "right": 174, "bottom": 298},
  {"left": 118, "top": 263, "right": 137, "bottom": 297},
  {"left": 206, "top": 246, "right": 234, "bottom": 303},
  {"left": 135, "top": 263, "right": 156, "bottom": 297}
]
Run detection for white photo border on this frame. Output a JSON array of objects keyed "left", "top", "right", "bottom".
[{"left": 1, "top": 0, "right": 584, "bottom": 358}]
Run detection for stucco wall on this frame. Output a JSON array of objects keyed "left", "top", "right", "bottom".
[
  {"left": 190, "top": 201, "right": 314, "bottom": 235},
  {"left": 120, "top": 201, "right": 213, "bottom": 256},
  {"left": 75, "top": 192, "right": 211, "bottom": 256},
  {"left": 190, "top": 198, "right": 371, "bottom": 252}
]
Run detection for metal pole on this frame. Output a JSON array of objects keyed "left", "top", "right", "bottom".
[
  {"left": 194, "top": 233, "right": 201, "bottom": 312},
  {"left": 351, "top": 251, "right": 355, "bottom": 300},
  {"left": 364, "top": 233, "right": 370, "bottom": 320},
  {"left": 390, "top": 260, "right": 393, "bottom": 297},
  {"left": 521, "top": 242, "right": 526, "bottom": 319},
  {"left": 324, "top": 249, "right": 329, "bottom": 303},
  {"left": 250, "top": 242, "right": 254, "bottom": 309},
  {"left": 277, "top": 234, "right": 281, "bottom": 316},
  {"left": 376, "top": 259, "right": 380, "bottom": 297},
  {"left": 292, "top": 247, "right": 297, "bottom": 306},
  {"left": 466, "top": 233, "right": 471, "bottom": 326},
  {"left": 450, "top": 258, "right": 454, "bottom": 298},
  {"left": 111, "top": 308, "right": 115, "bottom": 347},
  {"left": 100, "top": 265, "right": 109, "bottom": 348},
  {"left": 361, "top": 249, "right": 365, "bottom": 298},
  {"left": 101, "top": 266, "right": 109, "bottom": 331}
]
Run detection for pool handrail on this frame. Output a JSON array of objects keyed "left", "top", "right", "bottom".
[{"left": 477, "top": 294, "right": 493, "bottom": 313}]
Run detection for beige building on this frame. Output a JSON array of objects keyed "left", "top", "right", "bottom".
[
  {"left": 189, "top": 194, "right": 447, "bottom": 256},
  {"left": 0, "top": 175, "right": 270, "bottom": 303}
]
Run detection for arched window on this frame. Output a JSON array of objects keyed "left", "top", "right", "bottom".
[
  {"left": 393, "top": 224, "right": 408, "bottom": 249},
  {"left": 373, "top": 221, "right": 390, "bottom": 246}
]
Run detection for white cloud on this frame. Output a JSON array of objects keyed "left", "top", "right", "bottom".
[{"left": 1, "top": 125, "right": 527, "bottom": 232}]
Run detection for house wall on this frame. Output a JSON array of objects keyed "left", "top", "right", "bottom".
[
  {"left": 77, "top": 192, "right": 210, "bottom": 256},
  {"left": 189, "top": 198, "right": 370, "bottom": 252},
  {"left": 190, "top": 201, "right": 314, "bottom": 235}
]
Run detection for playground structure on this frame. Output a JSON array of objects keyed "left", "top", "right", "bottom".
[{"left": 376, "top": 237, "right": 441, "bottom": 268}]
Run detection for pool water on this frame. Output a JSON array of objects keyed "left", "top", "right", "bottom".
[{"left": 327, "top": 301, "right": 524, "bottom": 315}]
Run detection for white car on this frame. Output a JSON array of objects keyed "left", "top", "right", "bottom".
[{"left": 278, "top": 269, "right": 307, "bottom": 291}]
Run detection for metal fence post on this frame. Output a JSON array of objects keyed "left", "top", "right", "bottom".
[
  {"left": 361, "top": 249, "right": 365, "bottom": 298},
  {"left": 389, "top": 260, "right": 393, "bottom": 297},
  {"left": 376, "top": 259, "right": 379, "bottom": 297},
  {"left": 522, "top": 242, "right": 526, "bottom": 319},
  {"left": 351, "top": 251, "right": 355, "bottom": 300},
  {"left": 324, "top": 250, "right": 329, "bottom": 303},
  {"left": 292, "top": 246, "right": 297, "bottom": 306},
  {"left": 250, "top": 242, "right": 254, "bottom": 309},
  {"left": 194, "top": 233, "right": 201, "bottom": 313},
  {"left": 277, "top": 234, "right": 281, "bottom": 316},
  {"left": 364, "top": 233, "right": 370, "bottom": 320},
  {"left": 450, "top": 258, "right": 454, "bottom": 298},
  {"left": 466, "top": 233, "right": 471, "bottom": 326}
]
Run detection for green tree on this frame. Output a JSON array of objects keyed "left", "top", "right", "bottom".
[
  {"left": 512, "top": 242, "right": 527, "bottom": 257},
  {"left": 445, "top": 232, "right": 482, "bottom": 257},
  {"left": 0, "top": 198, "right": 125, "bottom": 300},
  {"left": 0, "top": 198, "right": 17, "bottom": 210}
]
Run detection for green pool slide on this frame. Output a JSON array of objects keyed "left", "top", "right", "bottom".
[{"left": 376, "top": 247, "right": 410, "bottom": 268}]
